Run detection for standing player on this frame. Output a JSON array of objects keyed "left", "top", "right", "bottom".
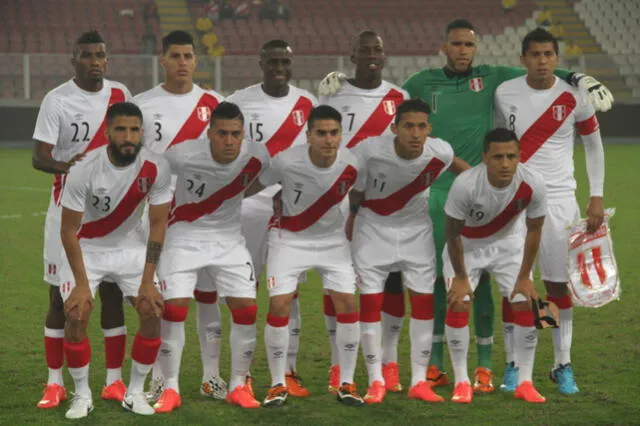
[
  {"left": 154, "top": 102, "right": 269, "bottom": 411},
  {"left": 59, "top": 102, "right": 172, "bottom": 418},
  {"left": 32, "top": 30, "right": 132, "bottom": 409},
  {"left": 132, "top": 30, "right": 226, "bottom": 402},
  {"left": 494, "top": 28, "right": 605, "bottom": 394},
  {"left": 348, "top": 99, "right": 469, "bottom": 404},
  {"left": 248, "top": 106, "right": 364, "bottom": 407},
  {"left": 318, "top": 30, "right": 410, "bottom": 393},
  {"left": 227, "top": 39, "right": 317, "bottom": 397},
  {"left": 319, "top": 19, "right": 613, "bottom": 392},
  {"left": 444, "top": 128, "right": 547, "bottom": 404}
]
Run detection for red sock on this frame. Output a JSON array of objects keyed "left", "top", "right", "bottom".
[
  {"left": 382, "top": 292, "right": 405, "bottom": 318},
  {"left": 64, "top": 338, "right": 91, "bottom": 369},
  {"left": 44, "top": 328, "right": 64, "bottom": 369},
  {"left": 103, "top": 326, "right": 126, "bottom": 369},
  {"left": 131, "top": 333, "right": 162, "bottom": 365}
]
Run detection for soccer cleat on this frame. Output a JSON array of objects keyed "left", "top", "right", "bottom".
[
  {"left": 226, "top": 385, "right": 261, "bottom": 408},
  {"left": 153, "top": 388, "right": 182, "bottom": 413},
  {"left": 550, "top": 363, "right": 580, "bottom": 395},
  {"left": 200, "top": 375, "right": 228, "bottom": 400},
  {"left": 426, "top": 365, "right": 449, "bottom": 388},
  {"left": 244, "top": 375, "right": 255, "bottom": 399},
  {"left": 382, "top": 362, "right": 402, "bottom": 392},
  {"left": 37, "top": 383, "right": 68, "bottom": 409},
  {"left": 122, "top": 392, "right": 156, "bottom": 415},
  {"left": 145, "top": 377, "right": 164, "bottom": 403},
  {"left": 101, "top": 379, "right": 127, "bottom": 402},
  {"left": 285, "top": 372, "right": 310, "bottom": 397},
  {"left": 263, "top": 384, "right": 288, "bottom": 407},
  {"left": 451, "top": 382, "right": 473, "bottom": 404},
  {"left": 473, "top": 367, "right": 495, "bottom": 393},
  {"left": 514, "top": 381, "right": 546, "bottom": 403},
  {"left": 408, "top": 381, "right": 445, "bottom": 402},
  {"left": 500, "top": 362, "right": 519, "bottom": 392},
  {"left": 337, "top": 383, "right": 365, "bottom": 407},
  {"left": 328, "top": 365, "right": 340, "bottom": 394},
  {"left": 363, "top": 380, "right": 386, "bottom": 404},
  {"left": 65, "top": 393, "right": 94, "bottom": 419}
]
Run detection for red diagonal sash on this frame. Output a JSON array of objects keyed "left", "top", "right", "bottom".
[
  {"left": 346, "top": 88, "right": 404, "bottom": 149},
  {"left": 519, "top": 91, "right": 576, "bottom": 163},
  {"left": 361, "top": 157, "right": 446, "bottom": 215},
  {"left": 265, "top": 96, "right": 314, "bottom": 157},
  {"left": 166, "top": 93, "right": 221, "bottom": 150},
  {"left": 278, "top": 165, "right": 357, "bottom": 232},
  {"left": 461, "top": 182, "right": 533, "bottom": 239},
  {"left": 77, "top": 160, "right": 158, "bottom": 239},
  {"left": 168, "top": 157, "right": 263, "bottom": 225}
]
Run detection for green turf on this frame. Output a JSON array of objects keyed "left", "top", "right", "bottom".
[{"left": 0, "top": 145, "right": 638, "bottom": 425}]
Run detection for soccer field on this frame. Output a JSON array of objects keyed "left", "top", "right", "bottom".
[{"left": 0, "top": 145, "right": 638, "bottom": 425}]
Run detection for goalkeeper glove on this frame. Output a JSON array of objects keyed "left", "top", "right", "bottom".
[
  {"left": 572, "top": 73, "right": 614, "bottom": 112},
  {"left": 318, "top": 71, "right": 347, "bottom": 97}
]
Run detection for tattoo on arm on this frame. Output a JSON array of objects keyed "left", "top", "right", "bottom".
[{"left": 146, "top": 241, "right": 163, "bottom": 264}]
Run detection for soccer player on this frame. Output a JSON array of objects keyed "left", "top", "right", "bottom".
[
  {"left": 444, "top": 128, "right": 547, "bottom": 404},
  {"left": 227, "top": 39, "right": 317, "bottom": 396},
  {"left": 319, "top": 18, "right": 613, "bottom": 392},
  {"left": 32, "top": 30, "right": 133, "bottom": 409},
  {"left": 248, "top": 105, "right": 364, "bottom": 407},
  {"left": 132, "top": 30, "right": 226, "bottom": 402},
  {"left": 58, "top": 102, "right": 172, "bottom": 418},
  {"left": 348, "top": 99, "right": 469, "bottom": 404},
  {"left": 318, "top": 30, "right": 410, "bottom": 393},
  {"left": 154, "top": 102, "right": 269, "bottom": 411},
  {"left": 494, "top": 28, "right": 605, "bottom": 394}
]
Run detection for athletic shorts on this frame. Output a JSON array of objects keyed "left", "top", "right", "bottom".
[
  {"left": 428, "top": 189, "right": 448, "bottom": 276},
  {"left": 352, "top": 218, "right": 436, "bottom": 294},
  {"left": 539, "top": 196, "right": 580, "bottom": 283},
  {"left": 266, "top": 229, "right": 357, "bottom": 297},
  {"left": 43, "top": 199, "right": 67, "bottom": 286},
  {"left": 158, "top": 238, "right": 257, "bottom": 300}
]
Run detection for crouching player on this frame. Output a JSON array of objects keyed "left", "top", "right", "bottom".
[
  {"left": 59, "top": 102, "right": 172, "bottom": 418},
  {"left": 443, "top": 128, "right": 547, "bottom": 404}
]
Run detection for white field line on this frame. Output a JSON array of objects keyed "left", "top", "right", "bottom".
[
  {"left": 0, "top": 185, "right": 50, "bottom": 193},
  {"left": 0, "top": 211, "right": 47, "bottom": 220}
]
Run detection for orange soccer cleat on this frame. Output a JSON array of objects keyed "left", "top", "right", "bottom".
[
  {"left": 285, "top": 372, "right": 310, "bottom": 397},
  {"left": 363, "top": 380, "right": 386, "bottom": 404},
  {"left": 101, "top": 380, "right": 127, "bottom": 402},
  {"left": 451, "top": 381, "right": 473, "bottom": 404},
  {"left": 382, "top": 362, "right": 402, "bottom": 392},
  {"left": 153, "top": 388, "right": 182, "bottom": 413},
  {"left": 226, "top": 384, "right": 261, "bottom": 409},
  {"left": 515, "top": 381, "right": 546, "bottom": 403},
  {"left": 37, "top": 383, "right": 68, "bottom": 409},
  {"left": 328, "top": 365, "right": 340, "bottom": 394},
  {"left": 426, "top": 365, "right": 450, "bottom": 388},
  {"left": 473, "top": 367, "right": 495, "bottom": 393},
  {"left": 408, "top": 381, "right": 445, "bottom": 402}
]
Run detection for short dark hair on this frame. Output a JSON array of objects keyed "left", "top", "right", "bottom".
[
  {"left": 162, "top": 30, "right": 195, "bottom": 54},
  {"left": 351, "top": 30, "right": 380, "bottom": 50},
  {"left": 445, "top": 19, "right": 475, "bottom": 36},
  {"left": 395, "top": 98, "right": 431, "bottom": 124},
  {"left": 483, "top": 128, "right": 519, "bottom": 153},
  {"left": 261, "top": 39, "right": 291, "bottom": 54},
  {"left": 211, "top": 102, "right": 244, "bottom": 126},
  {"left": 522, "top": 27, "right": 559, "bottom": 55},
  {"left": 307, "top": 105, "right": 342, "bottom": 130},
  {"left": 106, "top": 102, "right": 143, "bottom": 126},
  {"left": 73, "top": 30, "right": 105, "bottom": 55}
]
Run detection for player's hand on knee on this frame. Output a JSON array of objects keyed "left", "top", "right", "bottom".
[
  {"left": 64, "top": 286, "right": 93, "bottom": 321},
  {"left": 318, "top": 71, "right": 347, "bottom": 97},
  {"left": 446, "top": 276, "right": 473, "bottom": 309},
  {"left": 586, "top": 197, "right": 604, "bottom": 233},
  {"left": 511, "top": 277, "right": 538, "bottom": 304},
  {"left": 137, "top": 282, "right": 164, "bottom": 318}
]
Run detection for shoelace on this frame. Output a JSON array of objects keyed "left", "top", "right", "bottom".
[
  {"left": 287, "top": 372, "right": 305, "bottom": 386},
  {"left": 267, "top": 385, "right": 288, "bottom": 398}
]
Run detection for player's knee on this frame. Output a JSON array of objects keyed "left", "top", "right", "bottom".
[
  {"left": 448, "top": 300, "right": 470, "bottom": 313},
  {"left": 383, "top": 272, "right": 403, "bottom": 294},
  {"left": 332, "top": 293, "right": 357, "bottom": 315},
  {"left": 268, "top": 294, "right": 292, "bottom": 317},
  {"left": 64, "top": 316, "right": 89, "bottom": 342},
  {"left": 49, "top": 286, "right": 65, "bottom": 313}
]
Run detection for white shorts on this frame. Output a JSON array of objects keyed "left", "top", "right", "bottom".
[
  {"left": 352, "top": 218, "right": 436, "bottom": 294},
  {"left": 59, "top": 247, "right": 145, "bottom": 301},
  {"left": 539, "top": 196, "right": 580, "bottom": 282},
  {"left": 266, "top": 229, "right": 357, "bottom": 297},
  {"left": 443, "top": 235, "right": 525, "bottom": 299},
  {"left": 43, "top": 200, "right": 68, "bottom": 286},
  {"left": 158, "top": 238, "right": 257, "bottom": 300},
  {"left": 241, "top": 196, "right": 272, "bottom": 278}
]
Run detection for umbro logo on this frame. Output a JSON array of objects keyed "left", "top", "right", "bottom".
[
  {"left": 153, "top": 113, "right": 163, "bottom": 120},
  {"left": 450, "top": 339, "right": 461, "bottom": 346},
  {"left": 291, "top": 328, "right": 301, "bottom": 335}
]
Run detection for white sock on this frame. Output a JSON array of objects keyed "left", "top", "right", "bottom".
[
  {"left": 69, "top": 365, "right": 91, "bottom": 398},
  {"left": 151, "top": 360, "right": 163, "bottom": 382},
  {"left": 503, "top": 322, "right": 515, "bottom": 364},
  {"left": 265, "top": 323, "right": 289, "bottom": 386},
  {"left": 381, "top": 312, "right": 403, "bottom": 364},
  {"left": 287, "top": 297, "right": 301, "bottom": 373},
  {"left": 552, "top": 308, "right": 573, "bottom": 367},
  {"left": 229, "top": 322, "right": 256, "bottom": 390},
  {"left": 446, "top": 324, "right": 470, "bottom": 385},
  {"left": 44, "top": 327, "right": 65, "bottom": 386},
  {"left": 48, "top": 368, "right": 64, "bottom": 387},
  {"left": 196, "top": 301, "right": 222, "bottom": 380},
  {"left": 410, "top": 318, "right": 433, "bottom": 387},
  {"left": 324, "top": 314, "right": 339, "bottom": 366},
  {"left": 106, "top": 368, "right": 121, "bottom": 386},
  {"left": 514, "top": 325, "right": 537, "bottom": 384},
  {"left": 360, "top": 321, "right": 383, "bottom": 385},
  {"left": 129, "top": 360, "right": 153, "bottom": 395},
  {"left": 158, "top": 319, "right": 185, "bottom": 393},
  {"left": 336, "top": 319, "right": 360, "bottom": 385}
]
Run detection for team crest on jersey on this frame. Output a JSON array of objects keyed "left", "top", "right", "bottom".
[
  {"left": 137, "top": 177, "right": 150, "bottom": 194},
  {"left": 383, "top": 100, "right": 396, "bottom": 115},
  {"left": 267, "top": 276, "right": 276, "bottom": 289},
  {"left": 423, "top": 171, "right": 434, "bottom": 186},
  {"left": 197, "top": 106, "right": 212, "bottom": 122},
  {"left": 292, "top": 109, "right": 306, "bottom": 126},
  {"left": 552, "top": 105, "right": 567, "bottom": 121},
  {"left": 469, "top": 77, "right": 484, "bottom": 92},
  {"left": 512, "top": 198, "right": 527, "bottom": 211}
]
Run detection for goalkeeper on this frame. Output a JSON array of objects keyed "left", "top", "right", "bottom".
[{"left": 319, "top": 18, "right": 613, "bottom": 392}]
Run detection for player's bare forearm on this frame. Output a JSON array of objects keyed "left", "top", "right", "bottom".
[
  {"left": 142, "top": 203, "right": 170, "bottom": 284},
  {"left": 32, "top": 141, "right": 81, "bottom": 174},
  {"left": 244, "top": 180, "right": 266, "bottom": 198},
  {"left": 517, "top": 216, "right": 544, "bottom": 280},
  {"left": 60, "top": 208, "right": 90, "bottom": 288},
  {"left": 448, "top": 156, "right": 471, "bottom": 176},
  {"left": 349, "top": 189, "right": 364, "bottom": 213},
  {"left": 445, "top": 215, "right": 467, "bottom": 278}
]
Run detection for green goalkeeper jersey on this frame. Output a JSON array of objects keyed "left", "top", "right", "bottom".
[{"left": 402, "top": 65, "right": 572, "bottom": 191}]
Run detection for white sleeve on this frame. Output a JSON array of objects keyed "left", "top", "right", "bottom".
[
  {"left": 526, "top": 173, "right": 548, "bottom": 219},
  {"left": 61, "top": 166, "right": 88, "bottom": 212},
  {"left": 353, "top": 158, "right": 367, "bottom": 192},
  {"left": 444, "top": 174, "right": 470, "bottom": 221},
  {"left": 149, "top": 158, "right": 173, "bottom": 205},
  {"left": 581, "top": 131, "right": 605, "bottom": 197},
  {"left": 438, "top": 139, "right": 455, "bottom": 170},
  {"left": 163, "top": 144, "right": 186, "bottom": 175},
  {"left": 123, "top": 86, "right": 133, "bottom": 100},
  {"left": 259, "top": 154, "right": 282, "bottom": 187},
  {"left": 32, "top": 93, "right": 62, "bottom": 145}
]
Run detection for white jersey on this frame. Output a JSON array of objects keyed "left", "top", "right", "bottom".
[
  {"left": 61, "top": 146, "right": 172, "bottom": 252},
  {"left": 352, "top": 135, "right": 454, "bottom": 228},
  {"left": 259, "top": 145, "right": 362, "bottom": 242},
  {"left": 445, "top": 163, "right": 547, "bottom": 251},
  {"left": 165, "top": 139, "right": 271, "bottom": 241},
  {"left": 319, "top": 80, "right": 409, "bottom": 149},
  {"left": 132, "top": 84, "right": 225, "bottom": 154},
  {"left": 32, "top": 78, "right": 132, "bottom": 205},
  {"left": 494, "top": 76, "right": 599, "bottom": 199}
]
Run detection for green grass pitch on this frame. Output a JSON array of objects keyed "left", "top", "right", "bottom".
[{"left": 0, "top": 145, "right": 638, "bottom": 425}]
